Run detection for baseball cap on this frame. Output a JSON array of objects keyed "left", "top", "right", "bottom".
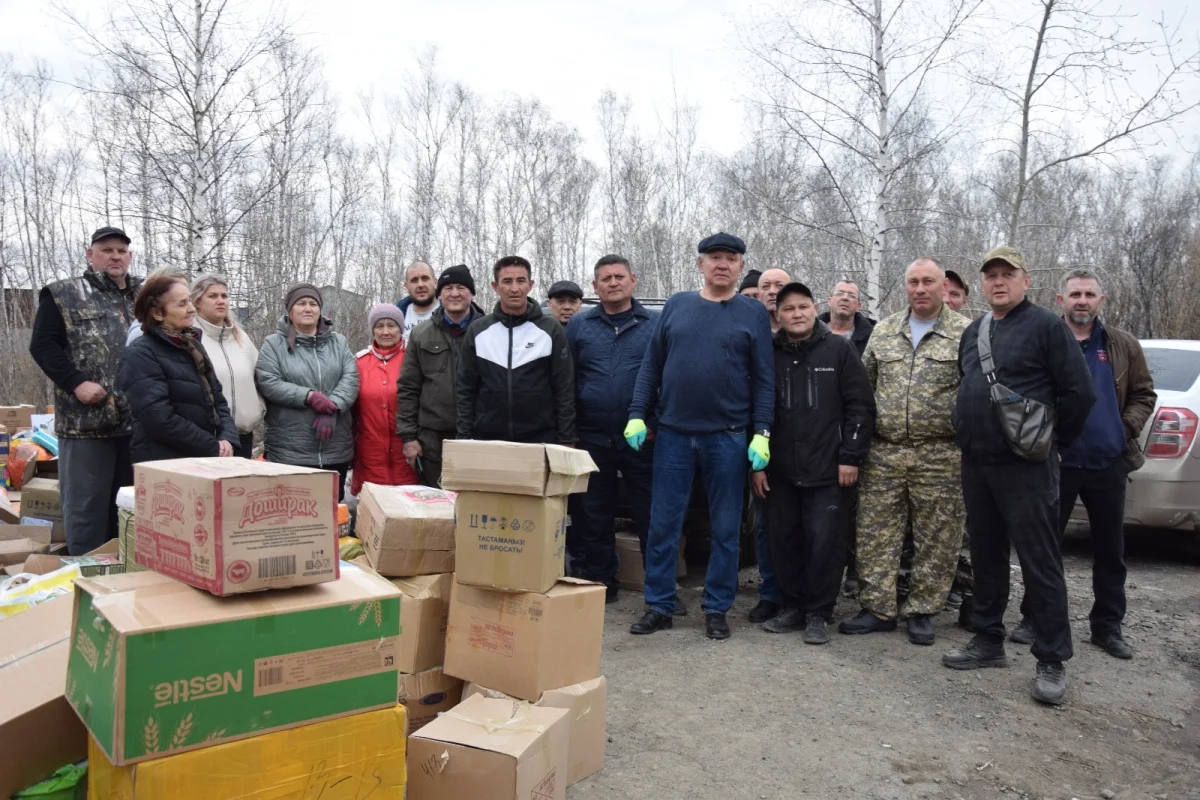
[
  {"left": 547, "top": 280, "right": 584, "bottom": 300},
  {"left": 981, "top": 246, "right": 1026, "bottom": 272},
  {"left": 945, "top": 269, "right": 969, "bottom": 295},
  {"left": 698, "top": 232, "right": 746, "bottom": 255},
  {"left": 91, "top": 226, "right": 131, "bottom": 245},
  {"left": 775, "top": 281, "right": 814, "bottom": 305}
]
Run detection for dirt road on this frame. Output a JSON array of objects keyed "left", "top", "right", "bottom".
[{"left": 575, "top": 528, "right": 1200, "bottom": 800}]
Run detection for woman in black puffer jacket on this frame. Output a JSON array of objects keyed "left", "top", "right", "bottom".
[{"left": 118, "top": 268, "right": 239, "bottom": 463}]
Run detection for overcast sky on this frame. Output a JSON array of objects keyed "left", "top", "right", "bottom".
[{"left": 0, "top": 0, "right": 1194, "bottom": 161}]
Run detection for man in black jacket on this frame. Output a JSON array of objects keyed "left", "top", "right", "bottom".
[
  {"left": 751, "top": 283, "right": 875, "bottom": 644},
  {"left": 943, "top": 246, "right": 1096, "bottom": 707},
  {"left": 456, "top": 256, "right": 576, "bottom": 445},
  {"left": 819, "top": 280, "right": 875, "bottom": 357}
]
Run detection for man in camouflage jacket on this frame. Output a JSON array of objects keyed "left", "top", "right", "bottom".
[
  {"left": 839, "top": 258, "right": 970, "bottom": 646},
  {"left": 29, "top": 227, "right": 142, "bottom": 554}
]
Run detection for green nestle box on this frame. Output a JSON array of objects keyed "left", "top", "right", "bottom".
[{"left": 66, "top": 566, "right": 402, "bottom": 765}]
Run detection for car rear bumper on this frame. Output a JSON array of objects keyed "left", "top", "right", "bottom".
[{"left": 1069, "top": 464, "right": 1200, "bottom": 531}]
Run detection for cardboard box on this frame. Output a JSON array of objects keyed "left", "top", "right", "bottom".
[
  {"left": 614, "top": 531, "right": 686, "bottom": 591},
  {"left": 0, "top": 405, "right": 35, "bottom": 432},
  {"left": 358, "top": 482, "right": 457, "bottom": 577},
  {"left": 0, "top": 523, "right": 52, "bottom": 566},
  {"left": 133, "top": 458, "right": 339, "bottom": 595},
  {"left": 0, "top": 487, "right": 18, "bottom": 524},
  {"left": 20, "top": 477, "right": 64, "bottom": 541},
  {"left": 441, "top": 441, "right": 597, "bottom": 497},
  {"left": 89, "top": 704, "right": 408, "bottom": 798},
  {"left": 66, "top": 567, "right": 402, "bottom": 765},
  {"left": 399, "top": 666, "right": 464, "bottom": 733},
  {"left": 407, "top": 694, "right": 569, "bottom": 800},
  {"left": 391, "top": 572, "right": 453, "bottom": 673},
  {"left": 23, "top": 538, "right": 123, "bottom": 576},
  {"left": 454, "top": 492, "right": 567, "bottom": 594},
  {"left": 0, "top": 596, "right": 89, "bottom": 799},
  {"left": 464, "top": 677, "right": 607, "bottom": 786},
  {"left": 444, "top": 578, "right": 604, "bottom": 702}
]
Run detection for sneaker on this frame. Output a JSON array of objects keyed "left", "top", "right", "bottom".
[
  {"left": 945, "top": 589, "right": 964, "bottom": 610},
  {"left": 838, "top": 610, "right": 897, "bottom": 635},
  {"left": 605, "top": 584, "right": 619, "bottom": 604},
  {"left": 1010, "top": 616, "right": 1034, "bottom": 645},
  {"left": 957, "top": 595, "right": 975, "bottom": 632},
  {"left": 748, "top": 599, "right": 782, "bottom": 623},
  {"left": 942, "top": 634, "right": 1008, "bottom": 670},
  {"left": 1032, "top": 661, "right": 1067, "bottom": 705},
  {"left": 672, "top": 593, "right": 688, "bottom": 617},
  {"left": 630, "top": 609, "right": 672, "bottom": 635},
  {"left": 802, "top": 614, "right": 830, "bottom": 645},
  {"left": 763, "top": 607, "right": 806, "bottom": 633},
  {"left": 1090, "top": 632, "right": 1133, "bottom": 660},
  {"left": 907, "top": 614, "right": 935, "bottom": 646},
  {"left": 705, "top": 612, "right": 731, "bottom": 640}
]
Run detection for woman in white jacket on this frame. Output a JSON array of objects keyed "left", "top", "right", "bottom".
[{"left": 190, "top": 274, "right": 266, "bottom": 457}]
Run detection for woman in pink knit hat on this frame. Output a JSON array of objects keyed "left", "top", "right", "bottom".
[{"left": 351, "top": 303, "right": 419, "bottom": 494}]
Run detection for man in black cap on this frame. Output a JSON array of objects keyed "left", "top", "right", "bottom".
[
  {"left": 944, "top": 270, "right": 969, "bottom": 312},
  {"left": 626, "top": 232, "right": 774, "bottom": 640},
  {"left": 29, "top": 226, "right": 142, "bottom": 554},
  {"left": 398, "top": 264, "right": 481, "bottom": 486},
  {"left": 546, "top": 280, "right": 584, "bottom": 326},
  {"left": 752, "top": 282, "right": 874, "bottom": 643},
  {"left": 738, "top": 269, "right": 762, "bottom": 300}
]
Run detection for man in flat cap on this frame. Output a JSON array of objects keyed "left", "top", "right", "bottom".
[
  {"left": 546, "top": 280, "right": 584, "bottom": 327},
  {"left": 626, "top": 232, "right": 774, "bottom": 641},
  {"left": 944, "top": 246, "right": 1095, "bottom": 706},
  {"left": 29, "top": 226, "right": 142, "bottom": 554}
]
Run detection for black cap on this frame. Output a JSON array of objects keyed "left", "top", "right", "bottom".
[
  {"left": 945, "top": 269, "right": 969, "bottom": 295},
  {"left": 90, "top": 226, "right": 131, "bottom": 245},
  {"left": 739, "top": 269, "right": 762, "bottom": 292},
  {"left": 547, "top": 280, "right": 583, "bottom": 300},
  {"left": 776, "top": 281, "right": 814, "bottom": 305},
  {"left": 698, "top": 232, "right": 746, "bottom": 255},
  {"left": 437, "top": 264, "right": 476, "bottom": 296}
]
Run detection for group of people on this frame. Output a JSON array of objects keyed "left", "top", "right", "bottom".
[{"left": 30, "top": 224, "right": 1155, "bottom": 709}]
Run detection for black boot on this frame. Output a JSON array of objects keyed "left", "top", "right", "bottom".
[
  {"left": 907, "top": 614, "right": 935, "bottom": 646},
  {"left": 705, "top": 612, "right": 731, "bottom": 640},
  {"left": 838, "top": 610, "right": 897, "bottom": 635},
  {"left": 748, "top": 599, "right": 781, "bottom": 623},
  {"left": 942, "top": 634, "right": 1008, "bottom": 670},
  {"left": 1032, "top": 661, "right": 1067, "bottom": 705},
  {"left": 1010, "top": 616, "right": 1034, "bottom": 645},
  {"left": 957, "top": 594, "right": 975, "bottom": 632},
  {"left": 630, "top": 609, "right": 672, "bottom": 635},
  {"left": 762, "top": 607, "right": 806, "bottom": 633}
]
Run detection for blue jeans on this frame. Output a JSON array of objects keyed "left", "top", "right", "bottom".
[
  {"left": 568, "top": 436, "right": 654, "bottom": 586},
  {"left": 645, "top": 428, "right": 746, "bottom": 616},
  {"left": 752, "top": 493, "right": 782, "bottom": 604}
]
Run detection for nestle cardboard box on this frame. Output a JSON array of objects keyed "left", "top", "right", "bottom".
[
  {"left": 391, "top": 572, "right": 453, "bottom": 673},
  {"left": 0, "top": 595, "right": 88, "bottom": 799},
  {"left": 0, "top": 523, "right": 52, "bottom": 566},
  {"left": 0, "top": 405, "right": 35, "bottom": 432},
  {"left": 66, "top": 567, "right": 402, "bottom": 765},
  {"left": 615, "top": 531, "right": 685, "bottom": 591},
  {"left": 407, "top": 694, "right": 569, "bottom": 800},
  {"left": 441, "top": 441, "right": 597, "bottom": 497},
  {"left": 358, "top": 482, "right": 457, "bottom": 577},
  {"left": 444, "top": 578, "right": 604, "bottom": 702},
  {"left": 133, "top": 458, "right": 339, "bottom": 595},
  {"left": 89, "top": 704, "right": 408, "bottom": 799},
  {"left": 464, "top": 677, "right": 607, "bottom": 786},
  {"left": 399, "top": 666, "right": 463, "bottom": 733},
  {"left": 454, "top": 492, "right": 566, "bottom": 594}
]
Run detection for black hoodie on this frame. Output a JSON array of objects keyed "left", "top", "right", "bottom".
[
  {"left": 768, "top": 320, "right": 876, "bottom": 487},
  {"left": 456, "top": 299, "right": 576, "bottom": 443}
]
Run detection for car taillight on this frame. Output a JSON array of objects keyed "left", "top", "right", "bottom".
[{"left": 1145, "top": 407, "right": 1198, "bottom": 458}]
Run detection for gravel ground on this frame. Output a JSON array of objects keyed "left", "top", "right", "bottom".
[{"left": 572, "top": 527, "right": 1200, "bottom": 800}]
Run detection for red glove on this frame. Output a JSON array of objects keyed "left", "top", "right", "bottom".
[
  {"left": 313, "top": 414, "right": 336, "bottom": 441},
  {"left": 307, "top": 392, "right": 338, "bottom": 415}
]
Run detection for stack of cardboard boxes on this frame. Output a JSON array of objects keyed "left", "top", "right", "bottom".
[
  {"left": 62, "top": 457, "right": 410, "bottom": 798},
  {"left": 402, "top": 441, "right": 608, "bottom": 800}
]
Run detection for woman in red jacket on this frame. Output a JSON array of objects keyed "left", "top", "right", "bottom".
[{"left": 352, "top": 304, "right": 419, "bottom": 494}]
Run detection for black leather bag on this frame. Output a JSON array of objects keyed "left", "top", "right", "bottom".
[{"left": 978, "top": 315, "right": 1055, "bottom": 462}]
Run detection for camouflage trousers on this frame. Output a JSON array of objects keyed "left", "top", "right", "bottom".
[{"left": 856, "top": 438, "right": 965, "bottom": 619}]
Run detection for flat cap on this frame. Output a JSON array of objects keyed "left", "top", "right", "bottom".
[
  {"left": 91, "top": 226, "right": 131, "bottom": 245},
  {"left": 981, "top": 246, "right": 1026, "bottom": 271},
  {"left": 547, "top": 280, "right": 584, "bottom": 299},
  {"left": 698, "top": 232, "right": 746, "bottom": 255}
]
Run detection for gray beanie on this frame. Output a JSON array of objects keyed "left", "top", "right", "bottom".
[{"left": 368, "top": 303, "right": 406, "bottom": 333}]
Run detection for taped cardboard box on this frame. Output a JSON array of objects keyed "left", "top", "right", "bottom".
[
  {"left": 66, "top": 566, "right": 402, "bottom": 765},
  {"left": 0, "top": 523, "right": 52, "bottom": 566},
  {"left": 89, "top": 704, "right": 408, "bottom": 798},
  {"left": 390, "top": 572, "right": 453, "bottom": 673},
  {"left": 399, "top": 666, "right": 463, "bottom": 733},
  {"left": 464, "top": 676, "right": 607, "bottom": 786},
  {"left": 20, "top": 477, "right": 64, "bottom": 542},
  {"left": 453, "top": 491, "right": 566, "bottom": 594},
  {"left": 614, "top": 531, "right": 685, "bottom": 591},
  {"left": 133, "top": 458, "right": 339, "bottom": 595},
  {"left": 0, "top": 595, "right": 88, "bottom": 799},
  {"left": 0, "top": 405, "right": 35, "bottom": 432},
  {"left": 407, "top": 694, "right": 569, "bottom": 800},
  {"left": 444, "top": 578, "right": 604, "bottom": 702},
  {"left": 441, "top": 440, "right": 597, "bottom": 497},
  {"left": 358, "top": 482, "right": 456, "bottom": 577}
]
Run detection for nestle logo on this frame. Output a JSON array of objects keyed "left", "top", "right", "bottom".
[
  {"left": 154, "top": 670, "right": 243, "bottom": 708},
  {"left": 239, "top": 484, "right": 319, "bottom": 528}
]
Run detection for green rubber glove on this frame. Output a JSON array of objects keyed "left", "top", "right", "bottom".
[
  {"left": 748, "top": 434, "right": 770, "bottom": 471},
  {"left": 624, "top": 419, "right": 648, "bottom": 450}
]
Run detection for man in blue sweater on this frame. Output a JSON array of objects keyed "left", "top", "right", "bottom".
[{"left": 625, "top": 232, "right": 775, "bottom": 640}]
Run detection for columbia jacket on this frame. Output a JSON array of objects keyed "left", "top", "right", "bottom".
[
  {"left": 818, "top": 311, "right": 875, "bottom": 357},
  {"left": 768, "top": 321, "right": 875, "bottom": 487},
  {"left": 955, "top": 300, "right": 1096, "bottom": 463},
  {"left": 194, "top": 315, "right": 265, "bottom": 435},
  {"left": 567, "top": 301, "right": 658, "bottom": 447},
  {"left": 353, "top": 344, "right": 418, "bottom": 495},
  {"left": 397, "top": 306, "right": 478, "bottom": 441},
  {"left": 118, "top": 327, "right": 239, "bottom": 462},
  {"left": 456, "top": 299, "right": 576, "bottom": 443},
  {"left": 256, "top": 315, "right": 359, "bottom": 467}
]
